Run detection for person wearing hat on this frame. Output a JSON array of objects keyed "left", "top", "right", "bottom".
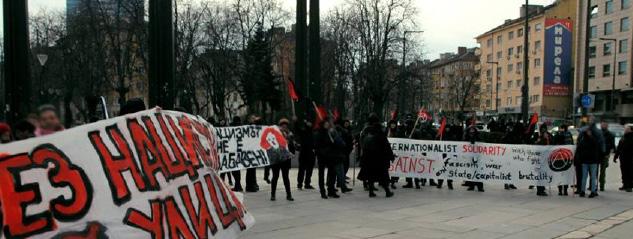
[{"left": 269, "top": 118, "right": 295, "bottom": 201}]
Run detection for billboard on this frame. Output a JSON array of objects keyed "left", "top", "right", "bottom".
[{"left": 543, "top": 19, "right": 573, "bottom": 96}]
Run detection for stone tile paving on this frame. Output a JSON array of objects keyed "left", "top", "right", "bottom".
[{"left": 237, "top": 164, "right": 633, "bottom": 239}]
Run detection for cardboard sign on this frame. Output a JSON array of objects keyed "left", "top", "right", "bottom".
[
  {"left": 389, "top": 138, "right": 576, "bottom": 186},
  {"left": 0, "top": 109, "right": 254, "bottom": 239}
]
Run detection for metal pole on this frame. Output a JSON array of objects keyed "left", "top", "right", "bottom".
[
  {"left": 309, "top": 0, "right": 321, "bottom": 105},
  {"left": 521, "top": 0, "right": 530, "bottom": 123},
  {"left": 582, "top": 0, "right": 593, "bottom": 119},
  {"left": 2, "top": 0, "right": 31, "bottom": 124},
  {"left": 296, "top": 0, "right": 307, "bottom": 120},
  {"left": 611, "top": 41, "right": 617, "bottom": 113},
  {"left": 148, "top": 0, "right": 175, "bottom": 110}
]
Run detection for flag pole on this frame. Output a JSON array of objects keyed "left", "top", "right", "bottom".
[{"left": 409, "top": 117, "right": 421, "bottom": 139}]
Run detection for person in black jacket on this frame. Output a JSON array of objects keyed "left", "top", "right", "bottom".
[
  {"left": 599, "top": 122, "right": 616, "bottom": 191},
  {"left": 230, "top": 116, "right": 244, "bottom": 192},
  {"left": 554, "top": 124, "right": 574, "bottom": 196},
  {"left": 386, "top": 120, "right": 401, "bottom": 189},
  {"left": 534, "top": 124, "right": 553, "bottom": 196},
  {"left": 614, "top": 126, "right": 633, "bottom": 192},
  {"left": 314, "top": 119, "right": 340, "bottom": 199},
  {"left": 269, "top": 118, "right": 295, "bottom": 201},
  {"left": 335, "top": 119, "right": 354, "bottom": 191},
  {"left": 358, "top": 113, "right": 395, "bottom": 198},
  {"left": 576, "top": 128, "right": 602, "bottom": 198},
  {"left": 296, "top": 120, "right": 316, "bottom": 190},
  {"left": 464, "top": 122, "right": 484, "bottom": 192},
  {"left": 245, "top": 115, "right": 263, "bottom": 192}
]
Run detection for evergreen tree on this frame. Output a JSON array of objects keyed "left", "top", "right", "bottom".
[{"left": 242, "top": 23, "right": 281, "bottom": 117}]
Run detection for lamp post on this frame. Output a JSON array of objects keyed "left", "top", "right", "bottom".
[
  {"left": 487, "top": 61, "right": 500, "bottom": 115},
  {"left": 521, "top": 0, "right": 530, "bottom": 123},
  {"left": 399, "top": 30, "right": 424, "bottom": 115},
  {"left": 599, "top": 37, "right": 618, "bottom": 115},
  {"left": 36, "top": 53, "right": 48, "bottom": 104}
]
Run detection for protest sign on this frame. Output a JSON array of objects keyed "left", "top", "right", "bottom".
[
  {"left": 0, "top": 109, "right": 254, "bottom": 239},
  {"left": 215, "top": 125, "right": 288, "bottom": 173},
  {"left": 389, "top": 138, "right": 576, "bottom": 186}
]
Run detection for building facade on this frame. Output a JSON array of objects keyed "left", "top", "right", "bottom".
[
  {"left": 430, "top": 47, "right": 480, "bottom": 117},
  {"left": 476, "top": 0, "right": 577, "bottom": 121},
  {"left": 575, "top": 0, "right": 633, "bottom": 121}
]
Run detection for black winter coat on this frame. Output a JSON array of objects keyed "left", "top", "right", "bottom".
[
  {"left": 357, "top": 124, "right": 394, "bottom": 182},
  {"left": 575, "top": 131, "right": 601, "bottom": 164}
]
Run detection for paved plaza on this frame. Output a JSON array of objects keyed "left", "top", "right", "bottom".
[{"left": 238, "top": 165, "right": 633, "bottom": 239}]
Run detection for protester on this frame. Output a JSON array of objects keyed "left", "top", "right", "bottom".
[
  {"left": 0, "top": 123, "right": 12, "bottom": 144},
  {"left": 501, "top": 123, "right": 524, "bottom": 190},
  {"left": 216, "top": 118, "right": 234, "bottom": 187},
  {"left": 230, "top": 116, "right": 244, "bottom": 192},
  {"left": 464, "top": 120, "right": 484, "bottom": 192},
  {"left": 576, "top": 129, "right": 602, "bottom": 198},
  {"left": 575, "top": 118, "right": 606, "bottom": 195},
  {"left": 358, "top": 113, "right": 394, "bottom": 198},
  {"left": 35, "top": 105, "right": 65, "bottom": 137},
  {"left": 12, "top": 120, "right": 36, "bottom": 141},
  {"left": 269, "top": 118, "right": 295, "bottom": 201},
  {"left": 314, "top": 119, "right": 340, "bottom": 199},
  {"left": 245, "top": 115, "right": 263, "bottom": 192},
  {"left": 296, "top": 120, "right": 316, "bottom": 190},
  {"left": 614, "top": 125, "right": 633, "bottom": 192},
  {"left": 341, "top": 120, "right": 354, "bottom": 179},
  {"left": 533, "top": 124, "right": 553, "bottom": 196},
  {"left": 334, "top": 119, "right": 354, "bottom": 193},
  {"left": 599, "top": 122, "right": 616, "bottom": 191},
  {"left": 554, "top": 124, "right": 574, "bottom": 196},
  {"left": 387, "top": 120, "right": 401, "bottom": 189}
]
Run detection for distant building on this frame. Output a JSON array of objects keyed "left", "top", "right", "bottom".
[
  {"left": 430, "top": 47, "right": 480, "bottom": 117},
  {"left": 575, "top": 0, "right": 633, "bottom": 121},
  {"left": 476, "top": 0, "right": 577, "bottom": 120}
]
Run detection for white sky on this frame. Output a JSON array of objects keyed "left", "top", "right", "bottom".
[{"left": 3, "top": 0, "right": 558, "bottom": 58}]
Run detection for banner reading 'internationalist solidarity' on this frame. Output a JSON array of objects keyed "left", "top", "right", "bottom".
[
  {"left": 389, "top": 138, "right": 576, "bottom": 186},
  {"left": 0, "top": 109, "right": 254, "bottom": 239}
]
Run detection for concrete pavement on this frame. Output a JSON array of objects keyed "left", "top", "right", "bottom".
[{"left": 236, "top": 164, "right": 633, "bottom": 239}]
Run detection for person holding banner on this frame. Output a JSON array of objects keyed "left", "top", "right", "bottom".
[
  {"left": 554, "top": 125, "right": 574, "bottom": 196},
  {"left": 387, "top": 120, "right": 403, "bottom": 190},
  {"left": 358, "top": 114, "right": 395, "bottom": 198},
  {"left": 230, "top": 116, "right": 245, "bottom": 192},
  {"left": 464, "top": 121, "right": 484, "bottom": 192},
  {"left": 246, "top": 115, "right": 264, "bottom": 192},
  {"left": 534, "top": 124, "right": 553, "bottom": 196},
  {"left": 269, "top": 118, "right": 296, "bottom": 201}
]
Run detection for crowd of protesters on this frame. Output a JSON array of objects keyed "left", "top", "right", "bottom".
[{"left": 3, "top": 101, "right": 633, "bottom": 202}]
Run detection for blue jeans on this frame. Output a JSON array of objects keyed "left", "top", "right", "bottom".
[{"left": 582, "top": 164, "right": 599, "bottom": 193}]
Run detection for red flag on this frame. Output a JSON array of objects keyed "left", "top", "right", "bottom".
[
  {"left": 287, "top": 79, "right": 299, "bottom": 102},
  {"left": 418, "top": 108, "right": 432, "bottom": 122},
  {"left": 390, "top": 110, "right": 398, "bottom": 121},
  {"left": 333, "top": 108, "right": 341, "bottom": 122},
  {"left": 525, "top": 113, "right": 539, "bottom": 134},
  {"left": 437, "top": 117, "right": 447, "bottom": 139},
  {"left": 313, "top": 103, "right": 328, "bottom": 129}
]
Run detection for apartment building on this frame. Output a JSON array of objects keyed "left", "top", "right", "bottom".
[
  {"left": 476, "top": 0, "right": 577, "bottom": 120},
  {"left": 575, "top": 0, "right": 633, "bottom": 121}
]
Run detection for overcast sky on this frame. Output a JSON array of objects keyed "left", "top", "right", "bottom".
[{"left": 4, "top": 0, "right": 557, "bottom": 59}]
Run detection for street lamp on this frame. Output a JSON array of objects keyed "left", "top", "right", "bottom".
[
  {"left": 599, "top": 37, "right": 618, "bottom": 114},
  {"left": 36, "top": 53, "right": 48, "bottom": 104}
]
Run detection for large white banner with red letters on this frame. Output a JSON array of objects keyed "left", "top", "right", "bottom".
[
  {"left": 0, "top": 109, "right": 254, "bottom": 239},
  {"left": 388, "top": 138, "right": 576, "bottom": 186}
]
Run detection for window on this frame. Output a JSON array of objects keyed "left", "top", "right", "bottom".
[
  {"left": 486, "top": 54, "right": 493, "bottom": 62},
  {"left": 589, "top": 66, "right": 596, "bottom": 78},
  {"left": 606, "top": 0, "right": 614, "bottom": 14},
  {"left": 507, "top": 81, "right": 513, "bottom": 88},
  {"left": 516, "top": 80, "right": 522, "bottom": 87},
  {"left": 517, "top": 62, "right": 523, "bottom": 72},
  {"left": 604, "top": 42, "right": 613, "bottom": 55},
  {"left": 624, "top": 0, "right": 632, "bottom": 9},
  {"left": 590, "top": 45, "right": 597, "bottom": 58},
  {"left": 497, "top": 51, "right": 502, "bottom": 59},
  {"left": 517, "top": 45, "right": 523, "bottom": 55},
  {"left": 535, "top": 23, "right": 543, "bottom": 32},
  {"left": 508, "top": 64, "right": 514, "bottom": 72},
  {"left": 534, "top": 58, "right": 541, "bottom": 67},
  {"left": 531, "top": 95, "right": 540, "bottom": 103},
  {"left": 486, "top": 69, "right": 492, "bottom": 78},
  {"left": 535, "top": 41, "right": 542, "bottom": 51},
  {"left": 516, "top": 96, "right": 521, "bottom": 105},
  {"left": 620, "top": 39, "right": 629, "bottom": 53},
  {"left": 509, "top": 31, "right": 514, "bottom": 40},
  {"left": 590, "top": 26, "right": 598, "bottom": 38},
  {"left": 487, "top": 39, "right": 493, "bottom": 47},
  {"left": 603, "top": 64, "right": 612, "bottom": 77},
  {"left": 605, "top": 21, "right": 614, "bottom": 35},
  {"left": 497, "top": 35, "right": 503, "bottom": 44},
  {"left": 518, "top": 28, "right": 524, "bottom": 37},
  {"left": 497, "top": 83, "right": 502, "bottom": 91},
  {"left": 507, "top": 97, "right": 513, "bottom": 105},
  {"left": 619, "top": 61, "right": 628, "bottom": 75},
  {"left": 534, "top": 76, "right": 541, "bottom": 85},
  {"left": 621, "top": 17, "right": 630, "bottom": 32},
  {"left": 496, "top": 67, "right": 502, "bottom": 77},
  {"left": 508, "top": 47, "right": 514, "bottom": 56}
]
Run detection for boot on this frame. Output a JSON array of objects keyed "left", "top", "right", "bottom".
[
  {"left": 286, "top": 193, "right": 294, "bottom": 201},
  {"left": 447, "top": 181, "right": 454, "bottom": 190},
  {"left": 270, "top": 191, "right": 276, "bottom": 201},
  {"left": 383, "top": 184, "right": 394, "bottom": 198},
  {"left": 320, "top": 190, "right": 328, "bottom": 199},
  {"left": 429, "top": 179, "right": 438, "bottom": 187},
  {"left": 369, "top": 185, "right": 377, "bottom": 198}
]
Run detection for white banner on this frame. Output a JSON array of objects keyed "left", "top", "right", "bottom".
[
  {"left": 389, "top": 138, "right": 576, "bottom": 186},
  {"left": 0, "top": 109, "right": 254, "bottom": 239},
  {"left": 215, "top": 125, "right": 289, "bottom": 173}
]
